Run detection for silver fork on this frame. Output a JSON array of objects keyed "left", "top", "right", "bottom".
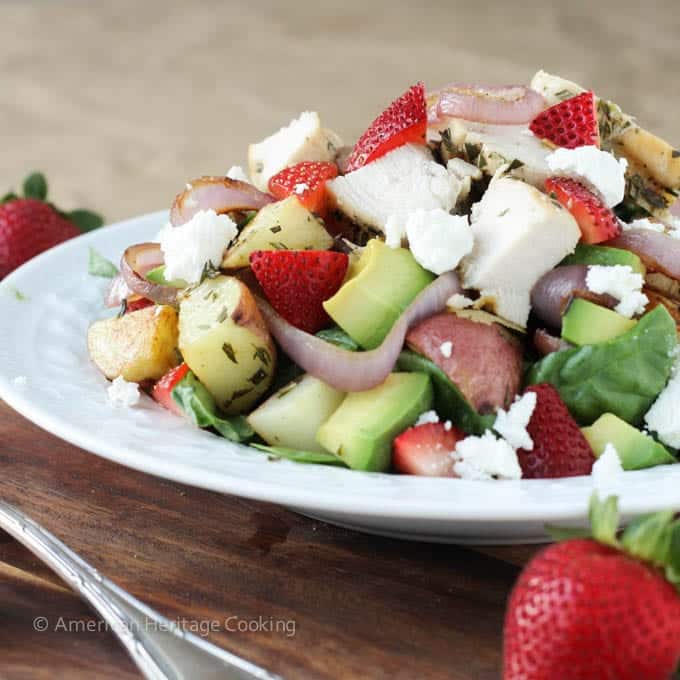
[{"left": 0, "top": 501, "right": 283, "bottom": 680}]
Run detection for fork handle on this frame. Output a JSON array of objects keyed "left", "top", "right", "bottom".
[{"left": 0, "top": 501, "right": 282, "bottom": 680}]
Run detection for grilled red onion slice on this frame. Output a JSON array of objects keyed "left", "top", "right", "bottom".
[
  {"left": 427, "top": 84, "right": 546, "bottom": 125},
  {"left": 531, "top": 265, "right": 617, "bottom": 329},
  {"left": 533, "top": 329, "right": 573, "bottom": 357},
  {"left": 170, "top": 176, "right": 275, "bottom": 226},
  {"left": 257, "top": 272, "right": 461, "bottom": 392},
  {"left": 610, "top": 229, "right": 680, "bottom": 280},
  {"left": 120, "top": 243, "right": 178, "bottom": 306}
]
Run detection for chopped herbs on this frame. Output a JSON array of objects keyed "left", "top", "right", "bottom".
[
  {"left": 554, "top": 89, "right": 573, "bottom": 101},
  {"left": 507, "top": 159, "right": 525, "bottom": 172},
  {"left": 199, "top": 261, "right": 220, "bottom": 284},
  {"left": 249, "top": 368, "right": 268, "bottom": 386},
  {"left": 269, "top": 225, "right": 283, "bottom": 234},
  {"left": 268, "top": 242, "right": 288, "bottom": 250},
  {"left": 88, "top": 247, "right": 118, "bottom": 278},
  {"left": 252, "top": 345, "right": 271, "bottom": 366},
  {"left": 231, "top": 387, "right": 253, "bottom": 400},
  {"left": 7, "top": 286, "right": 28, "bottom": 301},
  {"left": 222, "top": 342, "right": 237, "bottom": 363},
  {"left": 498, "top": 208, "right": 510, "bottom": 217},
  {"left": 216, "top": 307, "right": 229, "bottom": 324}
]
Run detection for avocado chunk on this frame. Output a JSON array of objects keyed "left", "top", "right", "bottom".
[
  {"left": 582, "top": 413, "right": 676, "bottom": 470},
  {"left": 561, "top": 243, "right": 645, "bottom": 275},
  {"left": 561, "top": 299, "right": 636, "bottom": 345},
  {"left": 323, "top": 239, "right": 434, "bottom": 349},
  {"left": 316, "top": 372, "right": 433, "bottom": 471},
  {"left": 247, "top": 374, "right": 345, "bottom": 453}
]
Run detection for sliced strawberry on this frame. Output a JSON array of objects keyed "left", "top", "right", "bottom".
[
  {"left": 152, "top": 363, "right": 190, "bottom": 416},
  {"left": 392, "top": 422, "right": 465, "bottom": 477},
  {"left": 345, "top": 83, "right": 426, "bottom": 172},
  {"left": 250, "top": 250, "right": 349, "bottom": 333},
  {"left": 125, "top": 297, "right": 154, "bottom": 314},
  {"left": 529, "top": 91, "right": 600, "bottom": 149},
  {"left": 545, "top": 176, "right": 621, "bottom": 244},
  {"left": 517, "top": 384, "right": 595, "bottom": 478},
  {"left": 268, "top": 161, "right": 338, "bottom": 217}
]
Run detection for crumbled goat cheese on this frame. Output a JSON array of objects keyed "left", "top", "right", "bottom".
[
  {"left": 13, "top": 375, "right": 28, "bottom": 388},
  {"left": 452, "top": 431, "right": 522, "bottom": 480},
  {"left": 294, "top": 182, "right": 309, "bottom": 195},
  {"left": 158, "top": 209, "right": 237, "bottom": 284},
  {"left": 586, "top": 265, "right": 648, "bottom": 318},
  {"left": 546, "top": 145, "right": 628, "bottom": 208},
  {"left": 439, "top": 341, "right": 453, "bottom": 359},
  {"left": 644, "top": 359, "right": 680, "bottom": 448},
  {"left": 444, "top": 421, "right": 452, "bottom": 431},
  {"left": 384, "top": 215, "right": 407, "bottom": 249},
  {"left": 107, "top": 376, "right": 141, "bottom": 408},
  {"left": 405, "top": 209, "right": 474, "bottom": 275},
  {"left": 493, "top": 392, "right": 537, "bottom": 451},
  {"left": 622, "top": 217, "right": 665, "bottom": 233},
  {"left": 446, "top": 293, "right": 475, "bottom": 309},
  {"left": 226, "top": 165, "right": 250, "bottom": 183},
  {"left": 415, "top": 410, "right": 440, "bottom": 426},
  {"left": 591, "top": 443, "right": 624, "bottom": 485}
]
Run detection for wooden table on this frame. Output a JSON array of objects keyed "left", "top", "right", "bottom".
[{"left": 0, "top": 400, "right": 538, "bottom": 679}]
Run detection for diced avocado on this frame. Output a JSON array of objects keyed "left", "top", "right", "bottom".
[
  {"left": 561, "top": 244, "right": 645, "bottom": 275},
  {"left": 582, "top": 413, "right": 676, "bottom": 470},
  {"left": 146, "top": 265, "right": 187, "bottom": 288},
  {"left": 247, "top": 374, "right": 345, "bottom": 453},
  {"left": 561, "top": 299, "right": 636, "bottom": 345},
  {"left": 316, "top": 372, "right": 433, "bottom": 471},
  {"left": 323, "top": 239, "right": 434, "bottom": 349}
]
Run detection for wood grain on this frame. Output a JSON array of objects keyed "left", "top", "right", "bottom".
[{"left": 0, "top": 400, "right": 529, "bottom": 679}]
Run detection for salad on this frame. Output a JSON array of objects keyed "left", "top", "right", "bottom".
[{"left": 87, "top": 70, "right": 680, "bottom": 481}]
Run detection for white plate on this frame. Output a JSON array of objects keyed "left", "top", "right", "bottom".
[{"left": 1, "top": 211, "right": 679, "bottom": 544}]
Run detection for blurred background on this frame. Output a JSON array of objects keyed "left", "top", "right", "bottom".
[{"left": 2, "top": 0, "right": 679, "bottom": 223}]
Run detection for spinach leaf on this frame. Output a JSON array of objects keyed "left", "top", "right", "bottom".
[
  {"left": 172, "top": 371, "right": 253, "bottom": 442},
  {"left": 88, "top": 247, "right": 118, "bottom": 278},
  {"left": 252, "top": 444, "right": 347, "bottom": 466},
  {"left": 526, "top": 306, "right": 677, "bottom": 425},
  {"left": 397, "top": 350, "right": 495, "bottom": 435},
  {"left": 316, "top": 326, "right": 361, "bottom": 351}
]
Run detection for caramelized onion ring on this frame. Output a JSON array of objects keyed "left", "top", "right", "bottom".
[{"left": 120, "top": 243, "right": 178, "bottom": 306}]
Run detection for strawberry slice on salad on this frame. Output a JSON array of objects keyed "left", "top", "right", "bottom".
[
  {"left": 152, "top": 363, "right": 190, "bottom": 416},
  {"left": 268, "top": 161, "right": 338, "bottom": 217},
  {"left": 250, "top": 250, "right": 349, "bottom": 334},
  {"left": 344, "top": 82, "right": 427, "bottom": 172},
  {"left": 517, "top": 384, "right": 595, "bottom": 478},
  {"left": 545, "top": 176, "right": 621, "bottom": 244},
  {"left": 393, "top": 422, "right": 465, "bottom": 477},
  {"left": 529, "top": 91, "right": 600, "bottom": 149}
]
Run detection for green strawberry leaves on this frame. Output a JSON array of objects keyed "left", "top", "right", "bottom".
[
  {"left": 3, "top": 171, "right": 105, "bottom": 233},
  {"left": 23, "top": 172, "right": 48, "bottom": 201},
  {"left": 549, "top": 493, "right": 680, "bottom": 593}
]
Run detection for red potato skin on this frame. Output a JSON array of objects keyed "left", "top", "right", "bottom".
[{"left": 406, "top": 313, "right": 523, "bottom": 413}]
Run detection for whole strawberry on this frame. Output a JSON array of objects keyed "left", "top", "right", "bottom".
[
  {"left": 0, "top": 172, "right": 103, "bottom": 278},
  {"left": 504, "top": 495, "right": 680, "bottom": 680}
]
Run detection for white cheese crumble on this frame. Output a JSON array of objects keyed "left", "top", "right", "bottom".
[
  {"left": 591, "top": 443, "right": 624, "bottom": 484},
  {"left": 446, "top": 293, "right": 475, "bottom": 309},
  {"left": 493, "top": 392, "right": 537, "bottom": 451},
  {"left": 158, "top": 209, "right": 237, "bottom": 284},
  {"left": 439, "top": 341, "right": 453, "bottom": 359},
  {"left": 546, "top": 145, "right": 628, "bottom": 208},
  {"left": 415, "top": 410, "right": 440, "bottom": 426},
  {"left": 585, "top": 264, "right": 648, "bottom": 318},
  {"left": 107, "top": 376, "right": 141, "bottom": 408},
  {"left": 444, "top": 421, "right": 452, "bottom": 431},
  {"left": 452, "top": 431, "right": 522, "bottom": 480},
  {"left": 405, "top": 209, "right": 474, "bottom": 275},
  {"left": 384, "top": 215, "right": 406, "bottom": 249},
  {"left": 622, "top": 217, "right": 665, "bottom": 233},
  {"left": 644, "top": 358, "right": 680, "bottom": 448},
  {"left": 294, "top": 182, "right": 309, "bottom": 195},
  {"left": 13, "top": 375, "right": 28, "bottom": 388},
  {"left": 226, "top": 165, "right": 250, "bottom": 183}
]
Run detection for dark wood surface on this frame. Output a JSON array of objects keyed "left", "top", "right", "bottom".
[{"left": 0, "top": 400, "right": 539, "bottom": 679}]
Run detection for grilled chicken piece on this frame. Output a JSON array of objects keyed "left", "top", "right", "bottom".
[{"left": 325, "top": 143, "right": 459, "bottom": 235}]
